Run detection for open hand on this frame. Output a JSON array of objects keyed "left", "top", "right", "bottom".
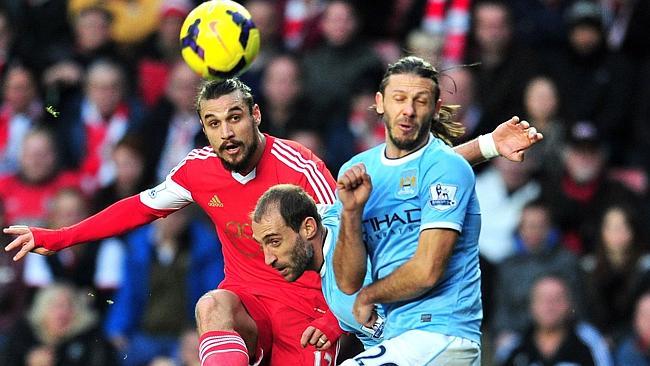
[
  {"left": 493, "top": 116, "right": 544, "bottom": 162},
  {"left": 3, "top": 226, "right": 54, "bottom": 261}
]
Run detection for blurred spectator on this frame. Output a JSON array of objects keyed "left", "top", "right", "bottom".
[
  {"left": 257, "top": 53, "right": 311, "bottom": 138},
  {"left": 177, "top": 328, "right": 200, "bottom": 366},
  {"left": 599, "top": 0, "right": 650, "bottom": 60},
  {"left": 136, "top": 61, "right": 204, "bottom": 184},
  {"left": 3, "top": 0, "right": 72, "bottom": 75},
  {"left": 615, "top": 292, "right": 650, "bottom": 366},
  {"left": 23, "top": 188, "right": 124, "bottom": 316},
  {"left": 476, "top": 156, "right": 541, "bottom": 330},
  {"left": 500, "top": 274, "right": 612, "bottom": 366},
  {"left": 404, "top": 29, "right": 444, "bottom": 66},
  {"left": 345, "top": 84, "right": 384, "bottom": 153},
  {"left": 541, "top": 0, "right": 634, "bottom": 166},
  {"left": 0, "top": 10, "right": 17, "bottom": 78},
  {"left": 281, "top": 0, "right": 325, "bottom": 51},
  {"left": 301, "top": 0, "right": 384, "bottom": 133},
  {"left": 136, "top": 0, "right": 192, "bottom": 107},
  {"left": 541, "top": 121, "right": 640, "bottom": 254},
  {"left": 55, "top": 59, "right": 143, "bottom": 191},
  {"left": 325, "top": 82, "right": 379, "bottom": 174},
  {"left": 104, "top": 209, "right": 223, "bottom": 366},
  {"left": 0, "top": 127, "right": 80, "bottom": 227},
  {"left": 522, "top": 75, "right": 566, "bottom": 175},
  {"left": 493, "top": 200, "right": 584, "bottom": 353},
  {"left": 0, "top": 282, "right": 118, "bottom": 366},
  {"left": 0, "top": 63, "right": 43, "bottom": 175},
  {"left": 465, "top": 0, "right": 540, "bottom": 137},
  {"left": 144, "top": 328, "right": 201, "bottom": 366},
  {"left": 93, "top": 134, "right": 150, "bottom": 212},
  {"left": 286, "top": 128, "right": 327, "bottom": 165},
  {"left": 418, "top": 0, "right": 472, "bottom": 66},
  {"left": 439, "top": 66, "right": 481, "bottom": 142},
  {"left": 240, "top": 0, "right": 286, "bottom": 97},
  {"left": 510, "top": 0, "right": 571, "bottom": 50},
  {"left": 0, "top": 204, "right": 27, "bottom": 350},
  {"left": 68, "top": 0, "right": 163, "bottom": 46},
  {"left": 42, "top": 6, "right": 123, "bottom": 103},
  {"left": 476, "top": 157, "right": 541, "bottom": 264},
  {"left": 581, "top": 204, "right": 650, "bottom": 344}
]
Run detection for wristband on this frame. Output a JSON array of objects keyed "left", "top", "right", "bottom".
[{"left": 478, "top": 133, "right": 500, "bottom": 159}]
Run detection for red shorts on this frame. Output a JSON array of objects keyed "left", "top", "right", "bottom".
[{"left": 230, "top": 287, "right": 339, "bottom": 366}]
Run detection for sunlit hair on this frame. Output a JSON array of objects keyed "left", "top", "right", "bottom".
[
  {"left": 28, "top": 283, "right": 97, "bottom": 344},
  {"left": 377, "top": 56, "right": 465, "bottom": 146},
  {"left": 195, "top": 77, "right": 255, "bottom": 119},
  {"left": 252, "top": 184, "right": 321, "bottom": 233}
]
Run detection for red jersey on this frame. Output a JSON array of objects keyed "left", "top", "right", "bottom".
[
  {"left": 139, "top": 135, "right": 336, "bottom": 314},
  {"left": 0, "top": 172, "right": 80, "bottom": 226}
]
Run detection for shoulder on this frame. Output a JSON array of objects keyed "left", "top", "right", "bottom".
[
  {"left": 430, "top": 141, "right": 471, "bottom": 167},
  {"left": 270, "top": 137, "right": 326, "bottom": 163},
  {"left": 339, "top": 145, "right": 383, "bottom": 174},
  {"left": 423, "top": 141, "right": 474, "bottom": 181},
  {"left": 269, "top": 138, "right": 333, "bottom": 180},
  {"left": 173, "top": 146, "right": 218, "bottom": 169}
]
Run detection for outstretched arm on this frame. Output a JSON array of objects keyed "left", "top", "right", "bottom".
[
  {"left": 4, "top": 195, "right": 176, "bottom": 261},
  {"left": 453, "top": 116, "right": 543, "bottom": 165},
  {"left": 333, "top": 163, "right": 372, "bottom": 295}
]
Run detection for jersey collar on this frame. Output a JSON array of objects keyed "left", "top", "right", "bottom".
[{"left": 380, "top": 133, "right": 434, "bottom": 166}]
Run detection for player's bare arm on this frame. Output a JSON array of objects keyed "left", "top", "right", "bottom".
[
  {"left": 333, "top": 163, "right": 372, "bottom": 295},
  {"left": 454, "top": 116, "right": 543, "bottom": 165},
  {"left": 352, "top": 228, "right": 457, "bottom": 326}
]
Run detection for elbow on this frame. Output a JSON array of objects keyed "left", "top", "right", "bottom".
[
  {"left": 334, "top": 269, "right": 363, "bottom": 295},
  {"left": 418, "top": 267, "right": 443, "bottom": 289},
  {"left": 338, "top": 279, "right": 363, "bottom": 295}
]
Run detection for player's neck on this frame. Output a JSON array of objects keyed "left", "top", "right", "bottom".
[
  {"left": 312, "top": 227, "right": 327, "bottom": 273},
  {"left": 385, "top": 135, "right": 430, "bottom": 159}
]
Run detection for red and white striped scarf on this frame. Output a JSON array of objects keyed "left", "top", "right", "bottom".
[{"left": 422, "top": 0, "right": 471, "bottom": 65}]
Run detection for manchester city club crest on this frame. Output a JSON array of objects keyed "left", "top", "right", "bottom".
[
  {"left": 429, "top": 183, "right": 457, "bottom": 210},
  {"left": 396, "top": 168, "right": 418, "bottom": 199}
]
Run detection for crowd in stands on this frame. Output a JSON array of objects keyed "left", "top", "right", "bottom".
[{"left": 0, "top": 0, "right": 649, "bottom": 365}]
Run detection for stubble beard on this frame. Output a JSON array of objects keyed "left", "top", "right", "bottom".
[
  {"left": 384, "top": 114, "right": 432, "bottom": 152},
  {"left": 285, "top": 235, "right": 314, "bottom": 282},
  {"left": 217, "top": 131, "right": 259, "bottom": 173}
]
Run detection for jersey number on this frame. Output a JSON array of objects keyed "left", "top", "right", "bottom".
[{"left": 313, "top": 351, "right": 333, "bottom": 366}]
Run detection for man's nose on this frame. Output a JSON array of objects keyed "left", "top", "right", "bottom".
[
  {"left": 220, "top": 122, "right": 235, "bottom": 139},
  {"left": 263, "top": 247, "right": 277, "bottom": 266},
  {"left": 402, "top": 102, "right": 415, "bottom": 117}
]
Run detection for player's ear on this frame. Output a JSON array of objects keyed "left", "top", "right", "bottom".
[
  {"left": 435, "top": 98, "right": 442, "bottom": 114},
  {"left": 302, "top": 216, "right": 318, "bottom": 240},
  {"left": 252, "top": 104, "right": 261, "bottom": 126},
  {"left": 375, "top": 92, "right": 384, "bottom": 114}
]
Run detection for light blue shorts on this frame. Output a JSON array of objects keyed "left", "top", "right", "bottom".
[{"left": 340, "top": 330, "right": 480, "bottom": 366}]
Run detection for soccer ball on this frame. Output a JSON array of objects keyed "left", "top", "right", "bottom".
[{"left": 180, "top": 0, "right": 260, "bottom": 80}]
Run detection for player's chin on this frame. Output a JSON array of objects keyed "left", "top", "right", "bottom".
[{"left": 283, "top": 270, "right": 300, "bottom": 282}]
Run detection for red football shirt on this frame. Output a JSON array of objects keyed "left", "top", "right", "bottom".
[
  {"left": 139, "top": 135, "right": 336, "bottom": 314},
  {"left": 0, "top": 172, "right": 81, "bottom": 226}
]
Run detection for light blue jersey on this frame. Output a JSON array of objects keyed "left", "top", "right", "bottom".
[
  {"left": 338, "top": 134, "right": 483, "bottom": 343},
  {"left": 319, "top": 207, "right": 385, "bottom": 349}
]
